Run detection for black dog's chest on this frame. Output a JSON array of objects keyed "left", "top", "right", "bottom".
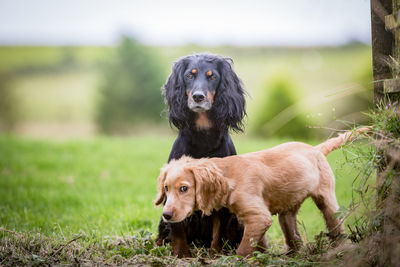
[{"left": 187, "top": 129, "right": 225, "bottom": 157}]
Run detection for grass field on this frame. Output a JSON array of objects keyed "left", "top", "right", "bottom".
[{"left": 0, "top": 134, "right": 368, "bottom": 263}]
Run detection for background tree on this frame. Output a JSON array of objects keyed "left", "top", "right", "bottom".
[
  {"left": 252, "top": 76, "right": 312, "bottom": 139},
  {"left": 97, "top": 36, "right": 165, "bottom": 134}
]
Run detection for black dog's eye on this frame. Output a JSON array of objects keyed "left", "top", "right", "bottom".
[
  {"left": 164, "top": 186, "right": 168, "bottom": 192},
  {"left": 209, "top": 75, "right": 216, "bottom": 80},
  {"left": 186, "top": 74, "right": 194, "bottom": 79},
  {"left": 179, "top": 186, "right": 188, "bottom": 193}
]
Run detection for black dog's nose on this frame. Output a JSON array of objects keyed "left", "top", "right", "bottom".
[
  {"left": 163, "top": 211, "right": 173, "bottom": 220},
  {"left": 192, "top": 92, "right": 205, "bottom": 103}
]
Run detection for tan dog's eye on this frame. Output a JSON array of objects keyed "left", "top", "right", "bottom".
[
  {"left": 179, "top": 186, "right": 188, "bottom": 193},
  {"left": 164, "top": 186, "right": 168, "bottom": 192}
]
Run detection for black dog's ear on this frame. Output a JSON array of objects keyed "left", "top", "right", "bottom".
[
  {"left": 162, "top": 57, "right": 191, "bottom": 129},
  {"left": 213, "top": 57, "right": 247, "bottom": 132}
]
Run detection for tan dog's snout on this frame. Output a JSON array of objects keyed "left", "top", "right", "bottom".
[{"left": 162, "top": 196, "right": 175, "bottom": 221}]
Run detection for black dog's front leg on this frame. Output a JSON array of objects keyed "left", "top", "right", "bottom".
[
  {"left": 155, "top": 220, "right": 191, "bottom": 258},
  {"left": 155, "top": 218, "right": 170, "bottom": 246},
  {"left": 170, "top": 222, "right": 191, "bottom": 257},
  {"left": 225, "top": 133, "right": 237, "bottom": 156}
]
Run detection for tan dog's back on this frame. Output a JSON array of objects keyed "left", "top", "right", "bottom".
[{"left": 215, "top": 142, "right": 329, "bottom": 215}]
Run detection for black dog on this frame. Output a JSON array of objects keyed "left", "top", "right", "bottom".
[{"left": 156, "top": 53, "right": 246, "bottom": 257}]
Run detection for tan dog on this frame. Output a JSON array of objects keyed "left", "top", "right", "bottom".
[{"left": 154, "top": 128, "right": 369, "bottom": 257}]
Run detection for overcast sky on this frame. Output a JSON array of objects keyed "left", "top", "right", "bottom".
[{"left": 0, "top": 0, "right": 371, "bottom": 46}]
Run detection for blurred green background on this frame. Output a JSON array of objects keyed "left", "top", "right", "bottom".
[{"left": 0, "top": 37, "right": 373, "bottom": 138}]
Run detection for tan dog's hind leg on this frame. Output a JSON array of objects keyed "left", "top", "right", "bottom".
[
  {"left": 278, "top": 206, "right": 303, "bottom": 253},
  {"left": 236, "top": 199, "right": 272, "bottom": 257},
  {"left": 312, "top": 193, "right": 345, "bottom": 239},
  {"left": 312, "top": 158, "right": 345, "bottom": 240}
]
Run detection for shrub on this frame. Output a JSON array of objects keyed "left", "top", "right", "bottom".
[
  {"left": 251, "top": 76, "right": 312, "bottom": 139},
  {"left": 96, "top": 37, "right": 165, "bottom": 134},
  {"left": 340, "top": 63, "right": 373, "bottom": 120},
  {"left": 333, "top": 102, "right": 400, "bottom": 266}
]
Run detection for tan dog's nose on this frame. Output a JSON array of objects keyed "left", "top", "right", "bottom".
[{"left": 163, "top": 211, "right": 173, "bottom": 220}]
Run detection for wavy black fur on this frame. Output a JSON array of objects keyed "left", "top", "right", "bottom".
[{"left": 162, "top": 53, "right": 247, "bottom": 132}]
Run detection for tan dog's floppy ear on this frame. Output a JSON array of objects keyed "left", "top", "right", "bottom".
[
  {"left": 189, "top": 160, "right": 229, "bottom": 215},
  {"left": 154, "top": 164, "right": 168, "bottom": 206}
]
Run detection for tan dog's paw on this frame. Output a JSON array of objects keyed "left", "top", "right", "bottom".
[{"left": 236, "top": 246, "right": 253, "bottom": 257}]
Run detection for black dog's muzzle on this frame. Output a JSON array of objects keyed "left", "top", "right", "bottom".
[
  {"left": 192, "top": 91, "right": 206, "bottom": 103},
  {"left": 188, "top": 90, "right": 212, "bottom": 112}
]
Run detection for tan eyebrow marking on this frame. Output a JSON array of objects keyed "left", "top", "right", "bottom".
[
  {"left": 191, "top": 69, "right": 197, "bottom": 74},
  {"left": 206, "top": 70, "right": 213, "bottom": 76}
]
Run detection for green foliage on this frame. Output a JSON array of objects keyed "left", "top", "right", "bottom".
[
  {"left": 371, "top": 103, "right": 400, "bottom": 138},
  {"left": 251, "top": 76, "right": 312, "bottom": 139},
  {"left": 335, "top": 103, "right": 400, "bottom": 266},
  {"left": 96, "top": 37, "right": 165, "bottom": 134}
]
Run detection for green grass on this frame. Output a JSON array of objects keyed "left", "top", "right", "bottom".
[
  {"left": 0, "top": 134, "right": 370, "bottom": 265},
  {"left": 0, "top": 134, "right": 173, "bottom": 237},
  {"left": 0, "top": 134, "right": 364, "bottom": 239}
]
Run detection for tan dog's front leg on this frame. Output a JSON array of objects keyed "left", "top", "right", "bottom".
[{"left": 236, "top": 210, "right": 272, "bottom": 257}]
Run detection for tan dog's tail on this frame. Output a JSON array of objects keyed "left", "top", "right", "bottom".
[{"left": 315, "top": 127, "right": 371, "bottom": 156}]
